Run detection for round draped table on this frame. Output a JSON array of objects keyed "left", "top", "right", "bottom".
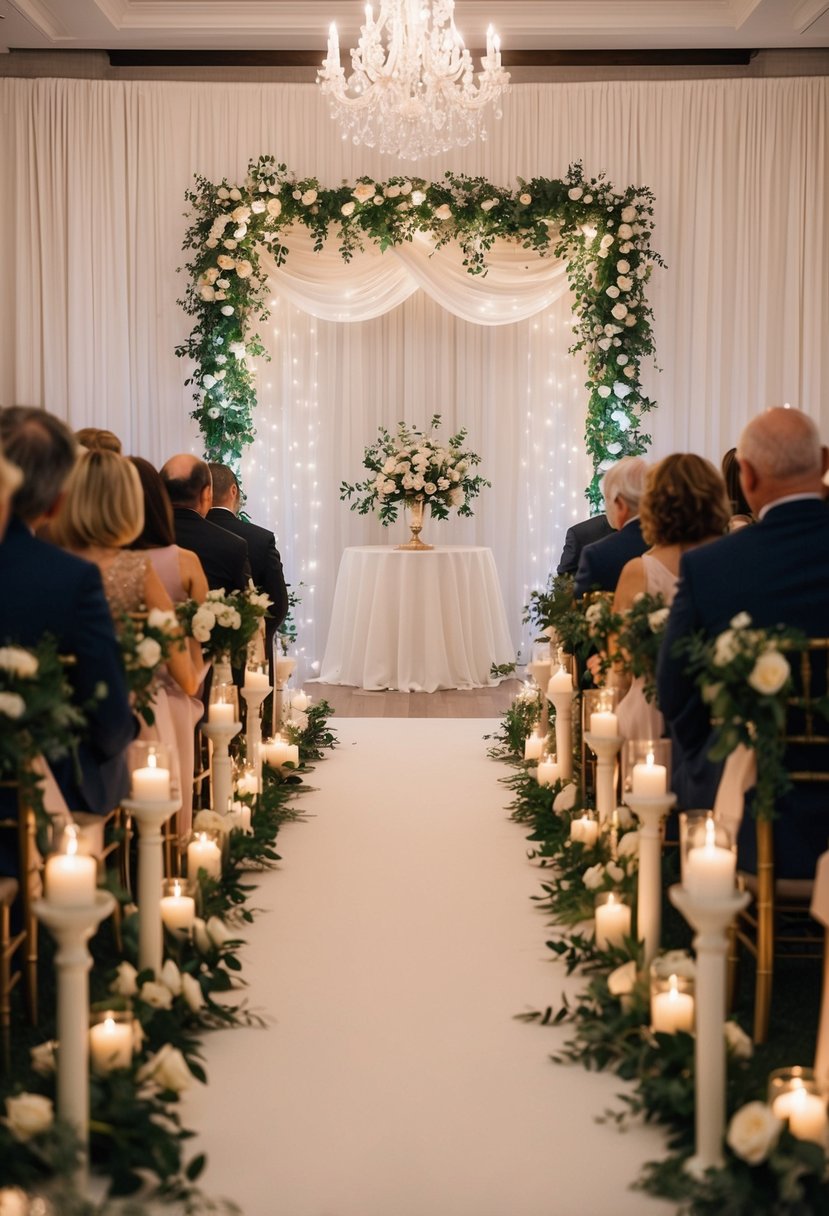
[{"left": 319, "top": 546, "right": 514, "bottom": 693}]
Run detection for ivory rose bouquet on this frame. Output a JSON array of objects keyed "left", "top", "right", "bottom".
[
  {"left": 177, "top": 583, "right": 272, "bottom": 667},
  {"left": 339, "top": 413, "right": 490, "bottom": 524}
]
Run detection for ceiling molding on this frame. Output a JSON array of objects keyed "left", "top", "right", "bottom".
[
  {"left": 793, "top": 0, "right": 829, "bottom": 33},
  {"left": 7, "top": 0, "right": 73, "bottom": 42}
]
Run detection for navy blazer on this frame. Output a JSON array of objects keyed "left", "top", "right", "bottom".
[
  {"left": 207, "top": 508, "right": 289, "bottom": 634},
  {"left": 172, "top": 507, "right": 251, "bottom": 593},
  {"left": 0, "top": 519, "right": 136, "bottom": 850},
  {"left": 574, "top": 517, "right": 647, "bottom": 597},
  {"left": 657, "top": 499, "right": 829, "bottom": 875},
  {"left": 557, "top": 513, "right": 613, "bottom": 577}
]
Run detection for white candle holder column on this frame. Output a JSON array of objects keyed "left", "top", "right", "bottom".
[
  {"left": 201, "top": 721, "right": 242, "bottom": 815},
  {"left": 122, "top": 797, "right": 181, "bottom": 975},
  {"left": 528, "top": 652, "right": 552, "bottom": 740},
  {"left": 241, "top": 681, "right": 271, "bottom": 783},
  {"left": 33, "top": 892, "right": 115, "bottom": 1151},
  {"left": 625, "top": 791, "right": 677, "bottom": 967},
  {"left": 669, "top": 884, "right": 750, "bottom": 1175},
  {"left": 548, "top": 683, "right": 574, "bottom": 781},
  {"left": 272, "top": 655, "right": 297, "bottom": 735},
  {"left": 584, "top": 734, "right": 622, "bottom": 823}
]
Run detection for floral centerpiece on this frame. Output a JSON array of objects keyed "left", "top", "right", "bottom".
[
  {"left": 177, "top": 583, "right": 272, "bottom": 669},
  {"left": 117, "top": 608, "right": 180, "bottom": 725},
  {"left": 339, "top": 414, "right": 490, "bottom": 532},
  {"left": 614, "top": 591, "right": 669, "bottom": 703}
]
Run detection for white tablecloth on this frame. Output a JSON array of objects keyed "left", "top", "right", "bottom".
[{"left": 319, "top": 546, "right": 514, "bottom": 692}]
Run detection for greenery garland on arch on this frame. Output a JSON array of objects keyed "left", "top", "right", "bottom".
[{"left": 177, "top": 158, "right": 663, "bottom": 508}]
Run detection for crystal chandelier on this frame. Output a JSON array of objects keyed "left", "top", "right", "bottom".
[{"left": 317, "top": 0, "right": 510, "bottom": 160}]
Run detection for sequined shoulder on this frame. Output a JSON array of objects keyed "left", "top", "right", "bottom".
[{"left": 102, "top": 551, "right": 148, "bottom": 617}]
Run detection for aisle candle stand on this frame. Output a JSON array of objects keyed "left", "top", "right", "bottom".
[
  {"left": 241, "top": 664, "right": 271, "bottom": 786},
  {"left": 123, "top": 743, "right": 182, "bottom": 975},
  {"left": 583, "top": 688, "right": 622, "bottom": 823},
  {"left": 201, "top": 683, "right": 242, "bottom": 817},
  {"left": 669, "top": 818, "right": 748, "bottom": 1174},
  {"left": 547, "top": 658, "right": 575, "bottom": 781},
  {"left": 623, "top": 739, "right": 676, "bottom": 967},
  {"left": 34, "top": 826, "right": 115, "bottom": 1164},
  {"left": 528, "top": 646, "right": 552, "bottom": 741},
  {"left": 272, "top": 654, "right": 297, "bottom": 734}
]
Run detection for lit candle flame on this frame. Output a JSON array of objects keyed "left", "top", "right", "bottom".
[
  {"left": 173, "top": 880, "right": 181, "bottom": 898},
  {"left": 646, "top": 751, "right": 655, "bottom": 767},
  {"left": 65, "top": 824, "right": 79, "bottom": 857},
  {"left": 704, "top": 817, "right": 716, "bottom": 849}
]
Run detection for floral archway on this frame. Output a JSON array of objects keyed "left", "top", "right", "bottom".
[{"left": 177, "top": 159, "right": 661, "bottom": 508}]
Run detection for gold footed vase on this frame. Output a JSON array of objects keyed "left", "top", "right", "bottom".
[{"left": 396, "top": 495, "right": 433, "bottom": 551}]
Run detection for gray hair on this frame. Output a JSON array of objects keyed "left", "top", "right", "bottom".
[
  {"left": 0, "top": 406, "right": 77, "bottom": 524},
  {"left": 601, "top": 456, "right": 649, "bottom": 512},
  {"left": 738, "top": 407, "right": 821, "bottom": 481}
]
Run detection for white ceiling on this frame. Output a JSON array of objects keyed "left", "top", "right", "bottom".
[{"left": 1, "top": 0, "right": 828, "bottom": 55}]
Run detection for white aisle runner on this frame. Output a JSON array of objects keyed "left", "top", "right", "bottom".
[{"left": 184, "top": 720, "right": 672, "bottom": 1216}]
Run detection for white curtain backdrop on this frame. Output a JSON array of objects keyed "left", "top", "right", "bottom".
[{"left": 0, "top": 77, "right": 826, "bottom": 672}]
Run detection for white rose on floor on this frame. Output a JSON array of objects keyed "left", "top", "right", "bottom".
[
  {"left": 568, "top": 186, "right": 583, "bottom": 200},
  {"left": 136, "top": 637, "right": 162, "bottom": 668},
  {"left": 341, "top": 201, "right": 356, "bottom": 217},
  {"left": 235, "top": 260, "right": 254, "bottom": 278},
  {"left": 582, "top": 863, "right": 605, "bottom": 890},
  {"left": 611, "top": 303, "right": 628, "bottom": 321},
  {"left": 0, "top": 693, "right": 25, "bottom": 719},
  {"left": 161, "top": 958, "right": 183, "bottom": 996},
  {"left": 147, "top": 608, "right": 177, "bottom": 634},
  {"left": 434, "top": 204, "right": 452, "bottom": 220},
  {"left": 137, "top": 1043, "right": 193, "bottom": 1094},
  {"left": 607, "top": 959, "right": 637, "bottom": 996},
  {"left": 301, "top": 189, "right": 317, "bottom": 206},
  {"left": 724, "top": 1020, "right": 753, "bottom": 1060},
  {"left": 207, "top": 915, "right": 236, "bottom": 947},
  {"left": 726, "top": 1101, "right": 782, "bottom": 1164},
  {"left": 4, "top": 1093, "right": 54, "bottom": 1142},
  {"left": 353, "top": 182, "right": 374, "bottom": 203},
  {"left": 140, "top": 980, "right": 174, "bottom": 1010},
  {"left": 110, "top": 960, "right": 138, "bottom": 996},
  {"left": 182, "top": 971, "right": 205, "bottom": 1013},
  {"left": 266, "top": 197, "right": 282, "bottom": 217},
  {"left": 30, "top": 1039, "right": 58, "bottom": 1075},
  {"left": 648, "top": 608, "right": 670, "bottom": 631},
  {"left": 749, "top": 650, "right": 790, "bottom": 696}
]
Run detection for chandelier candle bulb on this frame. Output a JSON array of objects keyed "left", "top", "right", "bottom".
[
  {"left": 45, "top": 827, "right": 96, "bottom": 907},
  {"left": 187, "top": 832, "right": 222, "bottom": 881},
  {"left": 595, "top": 892, "right": 631, "bottom": 950},
  {"left": 536, "top": 756, "right": 561, "bottom": 787},
  {"left": 685, "top": 819, "right": 736, "bottom": 901},
  {"left": 89, "top": 1014, "right": 133, "bottom": 1074},
  {"left": 632, "top": 752, "right": 667, "bottom": 797},
  {"left": 651, "top": 975, "right": 695, "bottom": 1035},
  {"left": 160, "top": 880, "right": 196, "bottom": 934}
]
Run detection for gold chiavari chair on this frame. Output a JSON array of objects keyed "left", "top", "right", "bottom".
[
  {"left": 0, "top": 774, "right": 40, "bottom": 1065},
  {"left": 730, "top": 639, "right": 829, "bottom": 1044}
]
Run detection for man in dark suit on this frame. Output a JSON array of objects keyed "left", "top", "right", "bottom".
[
  {"left": 574, "top": 457, "right": 649, "bottom": 597},
  {"left": 207, "top": 464, "right": 289, "bottom": 659},
  {"left": 0, "top": 408, "right": 136, "bottom": 874},
  {"left": 557, "top": 513, "right": 613, "bottom": 576},
  {"left": 657, "top": 407, "right": 829, "bottom": 876},
  {"left": 160, "top": 455, "right": 251, "bottom": 593}
]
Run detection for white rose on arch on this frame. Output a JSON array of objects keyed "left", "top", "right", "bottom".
[
  {"left": 617, "top": 223, "right": 634, "bottom": 239},
  {"left": 266, "top": 197, "right": 282, "bottom": 218},
  {"left": 611, "top": 303, "right": 628, "bottom": 321},
  {"left": 341, "top": 201, "right": 356, "bottom": 217}
]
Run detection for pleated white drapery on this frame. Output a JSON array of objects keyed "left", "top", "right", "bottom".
[{"left": 0, "top": 77, "right": 826, "bottom": 672}]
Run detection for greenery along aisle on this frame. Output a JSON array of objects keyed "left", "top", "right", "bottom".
[
  {"left": 177, "top": 160, "right": 662, "bottom": 506},
  {"left": 491, "top": 618, "right": 829, "bottom": 1213},
  {"left": 0, "top": 661, "right": 337, "bottom": 1214}
]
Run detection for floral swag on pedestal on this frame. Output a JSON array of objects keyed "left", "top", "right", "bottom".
[{"left": 177, "top": 159, "right": 661, "bottom": 507}]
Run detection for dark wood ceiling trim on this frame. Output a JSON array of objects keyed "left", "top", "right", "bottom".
[{"left": 107, "top": 47, "right": 756, "bottom": 69}]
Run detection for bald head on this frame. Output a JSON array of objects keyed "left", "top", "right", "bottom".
[
  {"left": 160, "top": 454, "right": 212, "bottom": 515},
  {"left": 737, "top": 407, "right": 827, "bottom": 513}
]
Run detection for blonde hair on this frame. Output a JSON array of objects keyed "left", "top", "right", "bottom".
[{"left": 54, "top": 449, "right": 144, "bottom": 549}]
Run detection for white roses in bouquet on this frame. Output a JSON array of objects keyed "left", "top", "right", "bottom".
[
  {"left": 4, "top": 1094, "right": 54, "bottom": 1141},
  {"left": 726, "top": 1101, "right": 782, "bottom": 1164}
]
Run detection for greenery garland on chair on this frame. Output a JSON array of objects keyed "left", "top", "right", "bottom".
[{"left": 177, "top": 160, "right": 662, "bottom": 506}]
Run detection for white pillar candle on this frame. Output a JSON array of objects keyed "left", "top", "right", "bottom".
[
  {"left": 651, "top": 975, "right": 695, "bottom": 1034},
  {"left": 262, "top": 738, "right": 299, "bottom": 769},
  {"left": 548, "top": 666, "right": 573, "bottom": 693},
  {"left": 236, "top": 770, "right": 259, "bottom": 797},
  {"left": 632, "top": 752, "right": 668, "bottom": 797},
  {"left": 131, "top": 758, "right": 171, "bottom": 802},
  {"left": 45, "top": 829, "right": 97, "bottom": 907},
  {"left": 528, "top": 660, "right": 552, "bottom": 691},
  {"left": 773, "top": 1083, "right": 828, "bottom": 1143},
  {"left": 595, "top": 894, "right": 631, "bottom": 950},
  {"left": 89, "top": 1015, "right": 133, "bottom": 1073},
  {"left": 570, "top": 815, "right": 599, "bottom": 847},
  {"left": 244, "top": 668, "right": 270, "bottom": 691},
  {"left": 160, "top": 881, "right": 196, "bottom": 934},
  {"left": 209, "top": 700, "right": 236, "bottom": 726},
  {"left": 187, "top": 832, "right": 222, "bottom": 881},
  {"left": 234, "top": 803, "right": 252, "bottom": 833},
  {"left": 685, "top": 820, "right": 736, "bottom": 901},
  {"left": 590, "top": 710, "right": 619, "bottom": 737},
  {"left": 537, "top": 757, "right": 561, "bottom": 787},
  {"left": 523, "top": 734, "right": 545, "bottom": 762},
  {"left": 291, "top": 690, "right": 311, "bottom": 712}
]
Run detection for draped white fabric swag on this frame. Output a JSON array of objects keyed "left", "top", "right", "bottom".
[{"left": 0, "top": 77, "right": 826, "bottom": 671}]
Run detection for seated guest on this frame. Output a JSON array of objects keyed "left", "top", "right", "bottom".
[
  {"left": 556, "top": 511, "right": 613, "bottom": 576},
  {"left": 574, "top": 456, "right": 649, "bottom": 597},
  {"left": 75, "top": 427, "right": 122, "bottom": 454},
  {"left": 160, "top": 455, "right": 251, "bottom": 593},
  {"left": 721, "top": 446, "right": 753, "bottom": 530},
  {"left": 208, "top": 462, "right": 289, "bottom": 659},
  {"left": 53, "top": 450, "right": 199, "bottom": 697},
  {"left": 0, "top": 408, "right": 136, "bottom": 857},
  {"left": 657, "top": 407, "right": 829, "bottom": 876},
  {"left": 613, "top": 454, "right": 731, "bottom": 741}
]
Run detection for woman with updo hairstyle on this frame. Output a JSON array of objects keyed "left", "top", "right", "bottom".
[
  {"left": 53, "top": 449, "right": 199, "bottom": 696},
  {"left": 613, "top": 453, "right": 731, "bottom": 740}
]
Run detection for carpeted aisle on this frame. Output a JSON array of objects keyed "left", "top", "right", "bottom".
[{"left": 183, "top": 719, "right": 672, "bottom": 1216}]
